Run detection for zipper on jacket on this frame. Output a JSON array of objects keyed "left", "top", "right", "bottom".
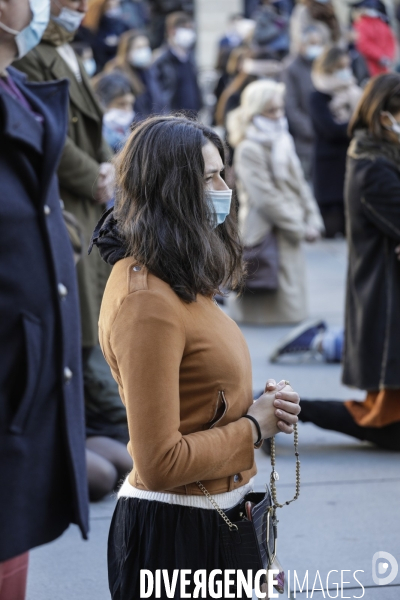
[{"left": 209, "top": 391, "right": 228, "bottom": 429}]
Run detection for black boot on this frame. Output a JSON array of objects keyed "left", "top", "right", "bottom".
[{"left": 299, "top": 400, "right": 400, "bottom": 451}]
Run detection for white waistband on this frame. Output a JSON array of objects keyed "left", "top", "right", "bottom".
[{"left": 118, "top": 477, "right": 255, "bottom": 510}]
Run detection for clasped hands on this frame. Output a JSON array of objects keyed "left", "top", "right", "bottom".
[{"left": 246, "top": 379, "right": 301, "bottom": 444}]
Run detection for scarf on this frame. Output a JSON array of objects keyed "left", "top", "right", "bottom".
[
  {"left": 246, "top": 121, "right": 300, "bottom": 184},
  {"left": 41, "top": 19, "right": 75, "bottom": 47},
  {"left": 312, "top": 72, "right": 362, "bottom": 123},
  {"left": 88, "top": 208, "right": 127, "bottom": 265},
  {"left": 348, "top": 130, "right": 400, "bottom": 170}
]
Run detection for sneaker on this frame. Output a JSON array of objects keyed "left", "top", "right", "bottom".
[{"left": 269, "top": 319, "right": 327, "bottom": 363}]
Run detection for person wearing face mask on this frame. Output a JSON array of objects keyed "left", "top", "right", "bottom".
[
  {"left": 100, "top": 30, "right": 165, "bottom": 119},
  {"left": 83, "top": 0, "right": 129, "bottom": 71},
  {"left": 290, "top": 73, "right": 400, "bottom": 452},
  {"left": 226, "top": 80, "right": 324, "bottom": 325},
  {"left": 0, "top": 0, "right": 89, "bottom": 596},
  {"left": 153, "top": 11, "right": 202, "bottom": 116},
  {"left": 310, "top": 46, "right": 362, "bottom": 237},
  {"left": 88, "top": 115, "right": 301, "bottom": 598},
  {"left": 290, "top": 0, "right": 342, "bottom": 55},
  {"left": 282, "top": 27, "right": 324, "bottom": 181},
  {"left": 94, "top": 71, "right": 135, "bottom": 152},
  {"left": 352, "top": 0, "right": 396, "bottom": 77}
]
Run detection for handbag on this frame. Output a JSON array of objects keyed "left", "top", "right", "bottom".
[
  {"left": 243, "top": 230, "right": 279, "bottom": 292},
  {"left": 196, "top": 424, "right": 300, "bottom": 597}
]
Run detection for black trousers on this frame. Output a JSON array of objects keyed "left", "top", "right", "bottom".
[{"left": 299, "top": 400, "right": 400, "bottom": 451}]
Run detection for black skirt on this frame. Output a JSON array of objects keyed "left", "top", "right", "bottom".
[{"left": 108, "top": 497, "right": 246, "bottom": 600}]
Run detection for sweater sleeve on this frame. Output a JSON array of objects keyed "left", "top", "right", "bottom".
[
  {"left": 236, "top": 143, "right": 306, "bottom": 243},
  {"left": 109, "top": 290, "right": 254, "bottom": 491},
  {"left": 360, "top": 159, "right": 400, "bottom": 241}
]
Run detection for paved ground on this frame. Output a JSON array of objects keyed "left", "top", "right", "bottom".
[{"left": 26, "top": 240, "right": 400, "bottom": 599}]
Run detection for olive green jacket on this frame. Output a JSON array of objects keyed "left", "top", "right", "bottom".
[{"left": 15, "top": 41, "right": 113, "bottom": 347}]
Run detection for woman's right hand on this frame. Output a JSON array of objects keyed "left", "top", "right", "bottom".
[{"left": 245, "top": 379, "right": 300, "bottom": 442}]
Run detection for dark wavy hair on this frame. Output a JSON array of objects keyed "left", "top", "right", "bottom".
[
  {"left": 114, "top": 116, "right": 244, "bottom": 302},
  {"left": 349, "top": 73, "right": 400, "bottom": 138}
]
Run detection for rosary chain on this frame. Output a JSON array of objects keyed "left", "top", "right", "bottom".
[{"left": 269, "top": 423, "right": 300, "bottom": 509}]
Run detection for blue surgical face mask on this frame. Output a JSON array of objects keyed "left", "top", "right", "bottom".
[
  {"left": 208, "top": 189, "right": 232, "bottom": 227},
  {"left": 0, "top": 0, "right": 50, "bottom": 59},
  {"left": 52, "top": 1, "right": 85, "bottom": 33},
  {"left": 304, "top": 44, "right": 323, "bottom": 61},
  {"left": 335, "top": 67, "right": 353, "bottom": 82}
]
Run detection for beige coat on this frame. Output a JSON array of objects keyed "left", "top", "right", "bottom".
[{"left": 228, "top": 125, "right": 324, "bottom": 325}]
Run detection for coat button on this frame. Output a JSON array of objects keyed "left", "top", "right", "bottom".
[
  {"left": 58, "top": 283, "right": 68, "bottom": 298},
  {"left": 64, "top": 367, "right": 73, "bottom": 382},
  {"left": 133, "top": 266, "right": 141, "bottom": 272},
  {"left": 72, "top": 116, "right": 78, "bottom": 123},
  {"left": 44, "top": 205, "right": 51, "bottom": 215},
  {"left": 233, "top": 474, "right": 240, "bottom": 483}
]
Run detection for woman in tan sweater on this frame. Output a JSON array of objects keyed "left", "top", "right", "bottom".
[{"left": 90, "top": 115, "right": 300, "bottom": 599}]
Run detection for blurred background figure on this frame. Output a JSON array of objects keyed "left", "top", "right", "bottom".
[
  {"left": 283, "top": 25, "right": 323, "bottom": 181},
  {"left": 290, "top": 0, "right": 341, "bottom": 54},
  {"left": 14, "top": 0, "right": 132, "bottom": 502},
  {"left": 120, "top": 0, "right": 149, "bottom": 29},
  {"left": 0, "top": 0, "right": 89, "bottom": 597},
  {"left": 94, "top": 71, "right": 135, "bottom": 151},
  {"left": 147, "top": 0, "right": 194, "bottom": 49},
  {"left": 252, "top": 0, "right": 290, "bottom": 59},
  {"left": 153, "top": 11, "right": 202, "bottom": 115},
  {"left": 226, "top": 79, "right": 324, "bottom": 325},
  {"left": 269, "top": 320, "right": 343, "bottom": 362},
  {"left": 298, "top": 74, "right": 400, "bottom": 451},
  {"left": 101, "top": 30, "right": 165, "bottom": 118},
  {"left": 310, "top": 46, "right": 362, "bottom": 237},
  {"left": 72, "top": 39, "right": 98, "bottom": 76},
  {"left": 351, "top": 0, "right": 396, "bottom": 77},
  {"left": 82, "top": 0, "right": 130, "bottom": 71}
]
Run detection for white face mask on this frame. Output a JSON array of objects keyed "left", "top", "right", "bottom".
[
  {"left": 83, "top": 57, "right": 96, "bottom": 77},
  {"left": 129, "top": 46, "right": 152, "bottom": 68},
  {"left": 382, "top": 111, "right": 400, "bottom": 142},
  {"left": 304, "top": 44, "right": 323, "bottom": 61},
  {"left": 335, "top": 67, "right": 353, "bottom": 82},
  {"left": 0, "top": 0, "right": 50, "bottom": 59},
  {"left": 253, "top": 114, "right": 288, "bottom": 134},
  {"left": 174, "top": 27, "right": 196, "bottom": 50},
  {"left": 104, "top": 108, "right": 134, "bottom": 129},
  {"left": 207, "top": 189, "right": 232, "bottom": 227},
  {"left": 52, "top": 1, "right": 85, "bottom": 33}
]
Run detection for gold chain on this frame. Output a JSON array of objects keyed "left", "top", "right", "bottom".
[
  {"left": 269, "top": 423, "right": 300, "bottom": 509},
  {"left": 195, "top": 481, "right": 238, "bottom": 530}
]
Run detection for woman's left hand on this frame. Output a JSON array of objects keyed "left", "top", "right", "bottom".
[{"left": 265, "top": 379, "right": 301, "bottom": 433}]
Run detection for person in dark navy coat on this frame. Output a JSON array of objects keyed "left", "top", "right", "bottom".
[{"left": 0, "top": 0, "right": 89, "bottom": 580}]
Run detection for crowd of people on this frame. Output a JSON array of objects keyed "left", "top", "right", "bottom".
[{"left": 1, "top": 0, "right": 400, "bottom": 598}]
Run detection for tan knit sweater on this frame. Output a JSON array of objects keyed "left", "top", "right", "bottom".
[{"left": 99, "top": 258, "right": 257, "bottom": 495}]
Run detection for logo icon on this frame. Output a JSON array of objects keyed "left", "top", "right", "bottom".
[{"left": 372, "top": 552, "right": 398, "bottom": 586}]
